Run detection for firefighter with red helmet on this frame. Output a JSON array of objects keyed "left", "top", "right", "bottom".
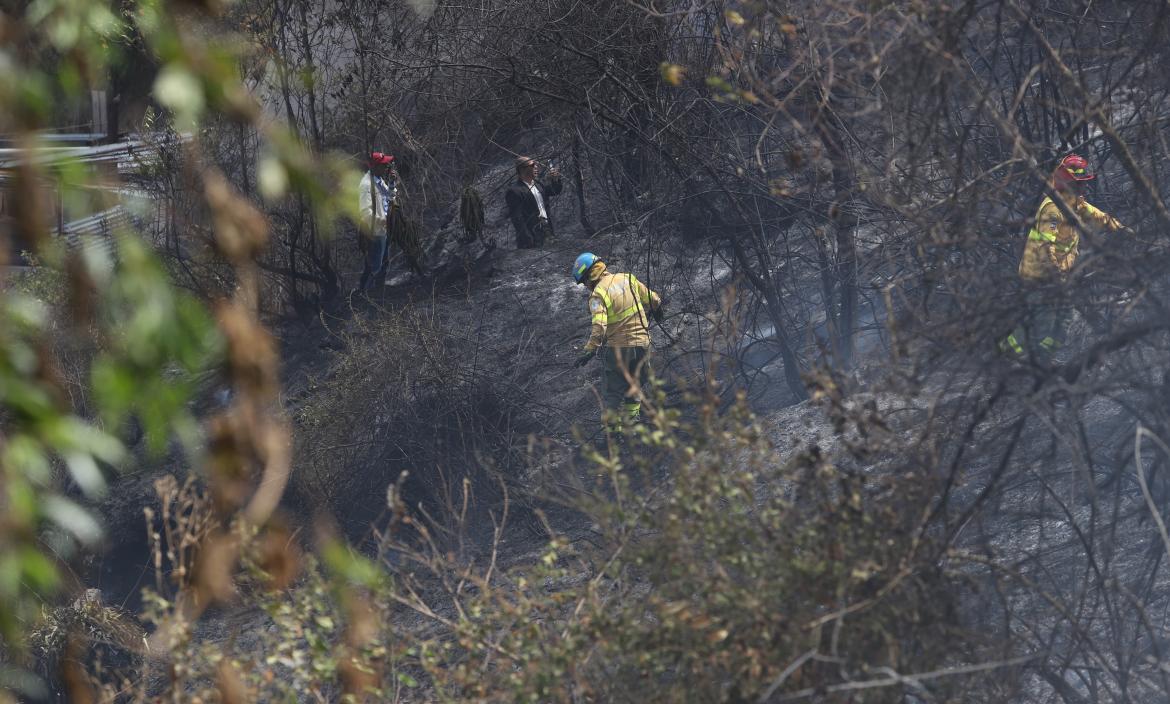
[
  {"left": 1017, "top": 154, "right": 1124, "bottom": 281},
  {"left": 1003, "top": 154, "right": 1127, "bottom": 358}
]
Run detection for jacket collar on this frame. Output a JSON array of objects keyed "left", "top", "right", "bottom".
[{"left": 585, "top": 262, "right": 608, "bottom": 288}]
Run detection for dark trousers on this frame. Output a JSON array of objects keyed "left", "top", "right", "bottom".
[
  {"left": 517, "top": 219, "right": 552, "bottom": 249},
  {"left": 601, "top": 346, "right": 650, "bottom": 427},
  {"left": 358, "top": 234, "right": 389, "bottom": 292},
  {"left": 1028, "top": 288, "right": 1072, "bottom": 350},
  {"left": 1004, "top": 285, "right": 1071, "bottom": 359}
]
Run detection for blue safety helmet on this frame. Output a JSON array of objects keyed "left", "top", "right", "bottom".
[{"left": 573, "top": 252, "right": 599, "bottom": 284}]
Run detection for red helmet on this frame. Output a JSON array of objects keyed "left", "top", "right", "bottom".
[
  {"left": 369, "top": 151, "right": 395, "bottom": 167},
  {"left": 1053, "top": 154, "right": 1094, "bottom": 190}
]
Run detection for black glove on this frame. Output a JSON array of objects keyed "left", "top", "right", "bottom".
[
  {"left": 574, "top": 349, "right": 596, "bottom": 368},
  {"left": 651, "top": 303, "right": 665, "bottom": 324}
]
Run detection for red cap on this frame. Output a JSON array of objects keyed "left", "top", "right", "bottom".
[
  {"left": 1053, "top": 154, "right": 1094, "bottom": 189},
  {"left": 369, "top": 151, "right": 395, "bottom": 166}
]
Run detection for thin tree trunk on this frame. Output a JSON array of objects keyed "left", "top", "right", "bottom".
[
  {"left": 571, "top": 134, "right": 593, "bottom": 236},
  {"left": 815, "top": 111, "right": 858, "bottom": 369},
  {"left": 725, "top": 223, "right": 808, "bottom": 402},
  {"left": 275, "top": 0, "right": 306, "bottom": 309},
  {"left": 237, "top": 121, "right": 251, "bottom": 193},
  {"left": 296, "top": 0, "right": 323, "bottom": 150}
]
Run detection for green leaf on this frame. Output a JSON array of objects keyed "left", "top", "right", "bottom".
[
  {"left": 0, "top": 555, "right": 23, "bottom": 597},
  {"left": 79, "top": 236, "right": 116, "bottom": 288},
  {"left": 258, "top": 157, "right": 289, "bottom": 201},
  {"left": 63, "top": 452, "right": 107, "bottom": 498},
  {"left": 91, "top": 358, "right": 134, "bottom": 429},
  {"left": 43, "top": 496, "right": 104, "bottom": 546},
  {"left": 321, "top": 541, "right": 386, "bottom": 589},
  {"left": 153, "top": 65, "right": 205, "bottom": 129},
  {"left": 3, "top": 435, "right": 50, "bottom": 484},
  {"left": 6, "top": 294, "right": 48, "bottom": 329},
  {"left": 14, "top": 74, "right": 52, "bottom": 122},
  {"left": 86, "top": 4, "right": 120, "bottom": 37},
  {"left": 4, "top": 378, "right": 57, "bottom": 422},
  {"left": 19, "top": 546, "right": 60, "bottom": 590},
  {"left": 49, "top": 14, "right": 82, "bottom": 50},
  {"left": 54, "top": 417, "right": 125, "bottom": 465},
  {"left": 24, "top": 0, "right": 55, "bottom": 25},
  {"left": 6, "top": 478, "right": 38, "bottom": 526}
]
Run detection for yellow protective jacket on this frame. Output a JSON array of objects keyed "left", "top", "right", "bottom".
[
  {"left": 584, "top": 267, "right": 661, "bottom": 352},
  {"left": 1018, "top": 194, "right": 1123, "bottom": 281}
]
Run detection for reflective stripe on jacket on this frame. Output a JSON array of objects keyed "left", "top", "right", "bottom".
[
  {"left": 584, "top": 271, "right": 661, "bottom": 351},
  {"left": 1018, "top": 195, "right": 1122, "bottom": 280}
]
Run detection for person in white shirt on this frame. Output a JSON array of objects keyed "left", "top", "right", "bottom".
[
  {"left": 505, "top": 155, "right": 562, "bottom": 249},
  {"left": 357, "top": 151, "right": 399, "bottom": 292}
]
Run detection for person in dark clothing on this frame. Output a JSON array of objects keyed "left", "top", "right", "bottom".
[{"left": 505, "top": 155, "right": 562, "bottom": 249}]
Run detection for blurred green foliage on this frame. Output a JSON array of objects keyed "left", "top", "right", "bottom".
[{"left": 0, "top": 0, "right": 362, "bottom": 697}]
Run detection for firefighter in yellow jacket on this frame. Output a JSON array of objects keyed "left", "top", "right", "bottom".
[
  {"left": 571, "top": 253, "right": 664, "bottom": 431},
  {"left": 1003, "top": 154, "right": 1125, "bottom": 358}
]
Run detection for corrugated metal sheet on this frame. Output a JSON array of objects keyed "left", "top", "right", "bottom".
[
  {"left": 0, "top": 135, "right": 178, "bottom": 262},
  {"left": 0, "top": 133, "right": 184, "bottom": 177},
  {"left": 60, "top": 205, "right": 134, "bottom": 258}
]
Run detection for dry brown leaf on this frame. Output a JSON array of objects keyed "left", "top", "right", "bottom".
[
  {"left": 216, "top": 301, "right": 279, "bottom": 402},
  {"left": 194, "top": 530, "right": 240, "bottom": 605},
  {"left": 216, "top": 658, "right": 249, "bottom": 704},
  {"left": 204, "top": 171, "right": 269, "bottom": 264},
  {"left": 255, "top": 518, "right": 301, "bottom": 592}
]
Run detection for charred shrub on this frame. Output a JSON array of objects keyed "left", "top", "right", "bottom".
[{"left": 291, "top": 306, "right": 524, "bottom": 547}]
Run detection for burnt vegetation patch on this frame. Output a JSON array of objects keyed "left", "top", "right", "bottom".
[
  {"left": 7, "top": 0, "right": 1170, "bottom": 701},
  {"left": 286, "top": 305, "right": 538, "bottom": 553}
]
